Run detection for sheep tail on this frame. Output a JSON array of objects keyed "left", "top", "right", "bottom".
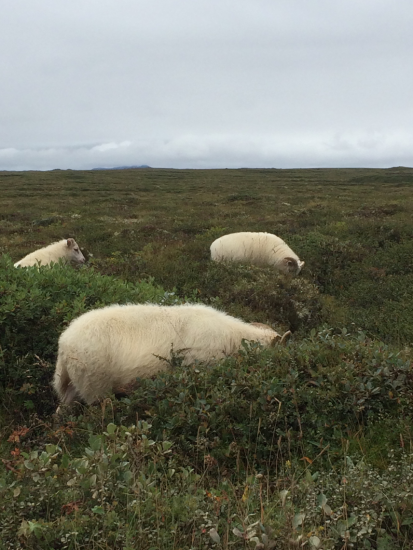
[{"left": 53, "top": 357, "right": 77, "bottom": 405}]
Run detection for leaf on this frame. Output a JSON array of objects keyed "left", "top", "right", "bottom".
[
  {"left": 233, "top": 527, "right": 244, "bottom": 538},
  {"left": 309, "top": 535, "right": 321, "bottom": 548},
  {"left": 162, "top": 441, "right": 173, "bottom": 451},
  {"left": 345, "top": 456, "right": 355, "bottom": 468},
  {"left": 61, "top": 454, "right": 70, "bottom": 469},
  {"left": 106, "top": 423, "right": 117, "bottom": 435},
  {"left": 346, "top": 515, "right": 357, "bottom": 528},
  {"left": 28, "top": 521, "right": 43, "bottom": 538},
  {"left": 241, "top": 485, "right": 250, "bottom": 502},
  {"left": 24, "top": 460, "right": 35, "bottom": 470},
  {"left": 209, "top": 528, "right": 221, "bottom": 544},
  {"left": 92, "top": 506, "right": 105, "bottom": 514},
  {"left": 317, "top": 492, "right": 332, "bottom": 515},
  {"left": 13, "top": 487, "right": 21, "bottom": 497},
  {"left": 123, "top": 470, "right": 133, "bottom": 483},
  {"left": 336, "top": 520, "right": 347, "bottom": 536},
  {"left": 323, "top": 503, "right": 332, "bottom": 516},
  {"left": 292, "top": 512, "right": 305, "bottom": 529},
  {"left": 279, "top": 489, "right": 289, "bottom": 506},
  {"left": 17, "top": 520, "right": 30, "bottom": 538},
  {"left": 88, "top": 434, "right": 102, "bottom": 451},
  {"left": 67, "top": 478, "right": 77, "bottom": 486},
  {"left": 305, "top": 469, "right": 313, "bottom": 483},
  {"left": 336, "top": 516, "right": 357, "bottom": 536}
]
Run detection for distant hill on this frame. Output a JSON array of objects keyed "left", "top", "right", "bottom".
[{"left": 91, "top": 165, "right": 151, "bottom": 170}]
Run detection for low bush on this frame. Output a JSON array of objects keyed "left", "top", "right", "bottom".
[
  {"left": 297, "top": 231, "right": 413, "bottom": 344},
  {"left": 0, "top": 341, "right": 411, "bottom": 550},
  {"left": 109, "top": 328, "right": 413, "bottom": 472}
]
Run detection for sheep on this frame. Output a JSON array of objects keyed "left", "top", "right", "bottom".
[
  {"left": 14, "top": 238, "right": 85, "bottom": 268},
  {"left": 53, "top": 303, "right": 291, "bottom": 407},
  {"left": 210, "top": 232, "right": 304, "bottom": 276}
]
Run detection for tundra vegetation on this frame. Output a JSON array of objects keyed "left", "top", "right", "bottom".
[{"left": 0, "top": 167, "right": 413, "bottom": 549}]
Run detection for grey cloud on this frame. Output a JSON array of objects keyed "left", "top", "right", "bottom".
[
  {"left": 1, "top": 0, "right": 413, "bottom": 169},
  {"left": 1, "top": 130, "right": 412, "bottom": 171}
]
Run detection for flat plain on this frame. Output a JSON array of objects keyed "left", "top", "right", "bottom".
[{"left": 1, "top": 167, "right": 413, "bottom": 549}]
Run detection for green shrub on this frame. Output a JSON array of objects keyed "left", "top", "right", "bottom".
[
  {"left": 2, "top": 320, "right": 408, "bottom": 546},
  {"left": 193, "top": 261, "right": 324, "bottom": 333},
  {"left": 296, "top": 231, "right": 413, "bottom": 344},
  {"left": 0, "top": 421, "right": 205, "bottom": 549},
  {"left": 113, "top": 329, "right": 413, "bottom": 471},
  {"left": 2, "top": 421, "right": 413, "bottom": 549}
]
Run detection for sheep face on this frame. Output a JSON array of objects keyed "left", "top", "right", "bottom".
[
  {"left": 269, "top": 330, "right": 292, "bottom": 346},
  {"left": 66, "top": 238, "right": 86, "bottom": 265},
  {"left": 281, "top": 257, "right": 305, "bottom": 276},
  {"left": 249, "top": 322, "right": 291, "bottom": 346}
]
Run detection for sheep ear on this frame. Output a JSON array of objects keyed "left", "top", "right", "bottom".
[
  {"left": 280, "top": 331, "right": 292, "bottom": 345},
  {"left": 66, "top": 238, "right": 75, "bottom": 248},
  {"left": 299, "top": 261, "right": 305, "bottom": 268},
  {"left": 270, "top": 335, "right": 281, "bottom": 347},
  {"left": 284, "top": 257, "right": 297, "bottom": 268}
]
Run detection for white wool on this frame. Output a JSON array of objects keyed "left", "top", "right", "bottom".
[
  {"left": 210, "top": 232, "right": 304, "bottom": 276},
  {"left": 14, "top": 238, "right": 85, "bottom": 267},
  {"left": 53, "top": 303, "right": 286, "bottom": 406}
]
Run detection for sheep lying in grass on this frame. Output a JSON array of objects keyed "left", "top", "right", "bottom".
[
  {"left": 53, "top": 303, "right": 291, "bottom": 407},
  {"left": 14, "top": 238, "right": 85, "bottom": 267},
  {"left": 210, "top": 232, "right": 304, "bottom": 276}
]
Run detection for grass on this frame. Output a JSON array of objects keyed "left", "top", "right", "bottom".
[{"left": 0, "top": 166, "right": 413, "bottom": 549}]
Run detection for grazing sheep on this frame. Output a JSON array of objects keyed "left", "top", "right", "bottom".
[
  {"left": 14, "top": 238, "right": 85, "bottom": 268},
  {"left": 53, "top": 303, "right": 290, "bottom": 407},
  {"left": 210, "top": 232, "right": 304, "bottom": 276}
]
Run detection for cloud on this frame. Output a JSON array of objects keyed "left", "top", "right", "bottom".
[
  {"left": 91, "top": 141, "right": 132, "bottom": 153},
  {"left": 1, "top": 0, "right": 413, "bottom": 169},
  {"left": 0, "top": 132, "right": 412, "bottom": 171}
]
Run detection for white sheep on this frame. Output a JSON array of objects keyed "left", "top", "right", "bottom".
[
  {"left": 210, "top": 232, "right": 304, "bottom": 276},
  {"left": 53, "top": 303, "right": 291, "bottom": 407},
  {"left": 14, "top": 238, "right": 85, "bottom": 268}
]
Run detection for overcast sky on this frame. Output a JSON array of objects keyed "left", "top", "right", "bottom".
[{"left": 1, "top": 0, "right": 412, "bottom": 170}]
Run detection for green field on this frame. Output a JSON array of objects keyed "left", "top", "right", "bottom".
[{"left": 1, "top": 167, "right": 413, "bottom": 549}]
